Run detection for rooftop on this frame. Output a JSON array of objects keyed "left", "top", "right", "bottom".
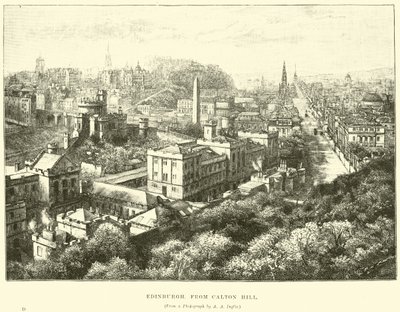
[
  {"left": 33, "top": 153, "right": 62, "bottom": 171},
  {"left": 92, "top": 182, "right": 157, "bottom": 207}
]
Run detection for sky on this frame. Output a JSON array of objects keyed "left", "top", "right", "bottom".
[{"left": 3, "top": 5, "right": 395, "bottom": 84}]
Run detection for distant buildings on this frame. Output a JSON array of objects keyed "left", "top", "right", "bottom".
[
  {"left": 4, "top": 87, "right": 37, "bottom": 126},
  {"left": 337, "top": 116, "right": 385, "bottom": 158}
]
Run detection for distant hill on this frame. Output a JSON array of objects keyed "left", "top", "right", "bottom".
[
  {"left": 149, "top": 57, "right": 235, "bottom": 96},
  {"left": 301, "top": 67, "right": 394, "bottom": 83}
]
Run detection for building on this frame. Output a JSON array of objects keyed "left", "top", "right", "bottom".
[
  {"left": 56, "top": 208, "right": 98, "bottom": 240},
  {"left": 78, "top": 89, "right": 108, "bottom": 115},
  {"left": 177, "top": 99, "right": 193, "bottom": 114},
  {"left": 4, "top": 87, "right": 37, "bottom": 126},
  {"left": 147, "top": 140, "right": 227, "bottom": 201},
  {"left": 337, "top": 116, "right": 385, "bottom": 158},
  {"left": 6, "top": 201, "right": 27, "bottom": 251},
  {"left": 90, "top": 182, "right": 157, "bottom": 219},
  {"left": 94, "top": 166, "right": 147, "bottom": 188},
  {"left": 25, "top": 145, "right": 81, "bottom": 215},
  {"left": 89, "top": 112, "right": 128, "bottom": 140},
  {"left": 193, "top": 77, "right": 200, "bottom": 124},
  {"left": 267, "top": 112, "right": 294, "bottom": 137},
  {"left": 5, "top": 168, "right": 40, "bottom": 216},
  {"left": 237, "top": 130, "right": 279, "bottom": 168},
  {"left": 197, "top": 122, "right": 265, "bottom": 190},
  {"left": 235, "top": 112, "right": 267, "bottom": 131}
]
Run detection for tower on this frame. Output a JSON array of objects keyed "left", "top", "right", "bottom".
[
  {"left": 279, "top": 61, "right": 289, "bottom": 98},
  {"left": 281, "top": 61, "right": 287, "bottom": 86},
  {"left": 35, "top": 56, "right": 45, "bottom": 74},
  {"left": 293, "top": 64, "right": 298, "bottom": 82},
  {"left": 105, "top": 43, "right": 112, "bottom": 70},
  {"left": 192, "top": 77, "right": 200, "bottom": 125}
]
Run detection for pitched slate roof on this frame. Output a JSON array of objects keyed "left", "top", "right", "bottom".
[
  {"left": 67, "top": 208, "right": 98, "bottom": 223},
  {"left": 92, "top": 182, "right": 157, "bottom": 208},
  {"left": 33, "top": 153, "right": 63, "bottom": 171}
]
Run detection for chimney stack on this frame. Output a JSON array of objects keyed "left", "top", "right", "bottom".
[
  {"left": 203, "top": 120, "right": 217, "bottom": 141},
  {"left": 14, "top": 162, "right": 20, "bottom": 172},
  {"left": 63, "top": 132, "right": 69, "bottom": 150},
  {"left": 47, "top": 143, "right": 58, "bottom": 154}
]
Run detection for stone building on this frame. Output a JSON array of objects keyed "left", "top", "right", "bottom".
[
  {"left": 90, "top": 182, "right": 157, "bottom": 219},
  {"left": 25, "top": 145, "right": 81, "bottom": 215},
  {"left": 147, "top": 140, "right": 227, "bottom": 201},
  {"left": 6, "top": 201, "right": 27, "bottom": 252},
  {"left": 337, "top": 116, "right": 385, "bottom": 158},
  {"left": 235, "top": 112, "right": 267, "bottom": 131},
  {"left": 197, "top": 122, "right": 266, "bottom": 190},
  {"left": 4, "top": 87, "right": 37, "bottom": 126}
]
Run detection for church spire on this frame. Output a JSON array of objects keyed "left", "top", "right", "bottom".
[{"left": 281, "top": 61, "right": 287, "bottom": 86}]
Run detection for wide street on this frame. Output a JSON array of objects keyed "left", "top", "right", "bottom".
[{"left": 293, "top": 87, "right": 348, "bottom": 185}]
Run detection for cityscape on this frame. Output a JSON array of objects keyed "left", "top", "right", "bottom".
[{"left": 3, "top": 5, "right": 395, "bottom": 281}]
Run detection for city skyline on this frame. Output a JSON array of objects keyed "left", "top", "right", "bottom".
[{"left": 4, "top": 5, "right": 395, "bottom": 82}]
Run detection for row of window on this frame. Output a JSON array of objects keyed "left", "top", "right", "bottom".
[
  {"left": 351, "top": 136, "right": 380, "bottom": 142},
  {"left": 7, "top": 183, "right": 38, "bottom": 197}
]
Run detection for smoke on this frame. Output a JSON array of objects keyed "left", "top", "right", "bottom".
[
  {"left": 41, "top": 209, "right": 53, "bottom": 230},
  {"left": 28, "top": 219, "right": 37, "bottom": 232}
]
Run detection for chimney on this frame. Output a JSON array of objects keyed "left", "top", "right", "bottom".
[
  {"left": 63, "top": 132, "right": 69, "bottom": 150},
  {"left": 203, "top": 121, "right": 217, "bottom": 141},
  {"left": 47, "top": 143, "right": 58, "bottom": 154},
  {"left": 139, "top": 118, "right": 149, "bottom": 137},
  {"left": 42, "top": 229, "right": 56, "bottom": 242},
  {"left": 14, "top": 162, "right": 20, "bottom": 172}
]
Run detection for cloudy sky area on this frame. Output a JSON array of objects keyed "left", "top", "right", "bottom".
[{"left": 4, "top": 5, "right": 394, "bottom": 83}]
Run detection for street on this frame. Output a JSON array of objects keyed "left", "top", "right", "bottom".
[{"left": 293, "top": 90, "right": 348, "bottom": 185}]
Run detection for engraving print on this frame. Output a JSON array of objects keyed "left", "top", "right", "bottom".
[{"left": 4, "top": 5, "right": 395, "bottom": 280}]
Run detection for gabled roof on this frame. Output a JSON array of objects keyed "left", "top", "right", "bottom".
[
  {"left": 33, "top": 153, "right": 62, "bottom": 171},
  {"left": 67, "top": 208, "right": 98, "bottom": 223}
]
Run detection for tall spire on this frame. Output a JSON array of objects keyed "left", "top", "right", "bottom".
[
  {"left": 294, "top": 64, "right": 298, "bottom": 81},
  {"left": 281, "top": 61, "right": 287, "bottom": 86}
]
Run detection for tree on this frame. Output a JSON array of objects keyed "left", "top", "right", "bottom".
[
  {"left": 86, "top": 223, "right": 129, "bottom": 264},
  {"left": 84, "top": 257, "right": 134, "bottom": 280}
]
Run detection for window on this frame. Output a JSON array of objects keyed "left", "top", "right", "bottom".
[
  {"left": 377, "top": 136, "right": 380, "bottom": 142},
  {"left": 153, "top": 171, "right": 158, "bottom": 178},
  {"left": 172, "top": 174, "right": 177, "bottom": 180},
  {"left": 13, "top": 223, "right": 18, "bottom": 231},
  {"left": 162, "top": 173, "right": 168, "bottom": 181},
  {"left": 154, "top": 159, "right": 158, "bottom": 165},
  {"left": 32, "top": 184, "right": 37, "bottom": 192},
  {"left": 172, "top": 161, "right": 177, "bottom": 168},
  {"left": 163, "top": 160, "right": 168, "bottom": 166},
  {"left": 63, "top": 189, "right": 69, "bottom": 200},
  {"left": 152, "top": 183, "right": 158, "bottom": 188},
  {"left": 353, "top": 136, "right": 355, "bottom": 141},
  {"left": 172, "top": 186, "right": 178, "bottom": 192},
  {"left": 62, "top": 180, "right": 68, "bottom": 187},
  {"left": 37, "top": 246, "right": 43, "bottom": 257},
  {"left": 71, "top": 178, "right": 76, "bottom": 187}
]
